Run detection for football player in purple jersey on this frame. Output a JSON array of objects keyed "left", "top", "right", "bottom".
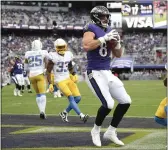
[{"left": 82, "top": 6, "right": 131, "bottom": 147}]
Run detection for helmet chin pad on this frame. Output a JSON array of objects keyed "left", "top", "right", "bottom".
[
  {"left": 56, "top": 45, "right": 67, "bottom": 55},
  {"left": 101, "top": 21, "right": 108, "bottom": 28}
]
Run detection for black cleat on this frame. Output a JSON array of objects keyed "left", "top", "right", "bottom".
[
  {"left": 28, "top": 90, "right": 32, "bottom": 93},
  {"left": 40, "top": 112, "right": 46, "bottom": 119},
  {"left": 80, "top": 114, "right": 89, "bottom": 123}
]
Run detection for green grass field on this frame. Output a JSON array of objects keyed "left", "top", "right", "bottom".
[
  {"left": 2, "top": 80, "right": 166, "bottom": 117},
  {"left": 154, "top": 13, "right": 166, "bottom": 23},
  {"left": 1, "top": 80, "right": 167, "bottom": 150}
]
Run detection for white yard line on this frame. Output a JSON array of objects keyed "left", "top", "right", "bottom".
[
  {"left": 119, "top": 131, "right": 166, "bottom": 150},
  {"left": 1, "top": 113, "right": 154, "bottom": 118}
]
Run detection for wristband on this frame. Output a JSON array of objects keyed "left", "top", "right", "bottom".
[{"left": 98, "top": 37, "right": 105, "bottom": 44}]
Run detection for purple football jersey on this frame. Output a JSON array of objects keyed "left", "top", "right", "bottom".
[
  {"left": 84, "top": 23, "right": 112, "bottom": 70},
  {"left": 13, "top": 61, "right": 23, "bottom": 74}
]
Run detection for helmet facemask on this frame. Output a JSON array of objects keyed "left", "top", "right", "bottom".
[
  {"left": 93, "top": 13, "right": 110, "bottom": 28},
  {"left": 91, "top": 6, "right": 110, "bottom": 28},
  {"left": 56, "top": 45, "right": 67, "bottom": 55},
  {"left": 54, "top": 38, "right": 67, "bottom": 55}
]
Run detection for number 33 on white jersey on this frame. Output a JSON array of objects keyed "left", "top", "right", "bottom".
[
  {"left": 48, "top": 51, "right": 73, "bottom": 83},
  {"left": 25, "top": 50, "right": 48, "bottom": 77}
]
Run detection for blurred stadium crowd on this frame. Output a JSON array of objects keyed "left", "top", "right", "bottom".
[
  {"left": 1, "top": 1, "right": 167, "bottom": 85},
  {"left": 1, "top": 1, "right": 89, "bottom": 26}
]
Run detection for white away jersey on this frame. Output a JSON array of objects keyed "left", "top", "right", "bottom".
[
  {"left": 48, "top": 51, "right": 73, "bottom": 83},
  {"left": 25, "top": 50, "right": 48, "bottom": 77}
]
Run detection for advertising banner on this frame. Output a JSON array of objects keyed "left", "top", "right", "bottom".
[
  {"left": 122, "top": 2, "right": 153, "bottom": 29},
  {"left": 107, "top": 2, "right": 122, "bottom": 29},
  {"left": 111, "top": 57, "right": 133, "bottom": 68},
  {"left": 1, "top": 1, "right": 167, "bottom": 30}
]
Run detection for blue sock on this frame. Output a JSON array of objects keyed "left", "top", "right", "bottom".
[
  {"left": 54, "top": 85, "right": 58, "bottom": 92},
  {"left": 66, "top": 96, "right": 81, "bottom": 115},
  {"left": 66, "top": 96, "right": 81, "bottom": 113},
  {"left": 154, "top": 116, "right": 167, "bottom": 126}
]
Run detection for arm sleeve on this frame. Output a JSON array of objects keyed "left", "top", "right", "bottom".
[{"left": 68, "top": 61, "right": 77, "bottom": 75}]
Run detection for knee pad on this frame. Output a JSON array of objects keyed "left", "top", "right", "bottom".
[
  {"left": 126, "top": 94, "right": 132, "bottom": 104},
  {"left": 106, "top": 100, "right": 114, "bottom": 109},
  {"left": 121, "top": 94, "right": 132, "bottom": 104}
]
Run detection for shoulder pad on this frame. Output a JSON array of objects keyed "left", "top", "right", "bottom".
[
  {"left": 83, "top": 22, "right": 94, "bottom": 33},
  {"left": 83, "top": 22, "right": 90, "bottom": 31}
]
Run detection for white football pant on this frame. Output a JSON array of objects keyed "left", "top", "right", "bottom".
[{"left": 85, "top": 70, "right": 131, "bottom": 109}]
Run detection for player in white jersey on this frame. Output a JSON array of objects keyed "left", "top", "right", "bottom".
[
  {"left": 46, "top": 38, "right": 89, "bottom": 123},
  {"left": 24, "top": 39, "right": 48, "bottom": 119}
]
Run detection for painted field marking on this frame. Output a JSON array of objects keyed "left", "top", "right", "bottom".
[
  {"left": 8, "top": 126, "right": 165, "bottom": 134},
  {"left": 1, "top": 113, "right": 155, "bottom": 118}
]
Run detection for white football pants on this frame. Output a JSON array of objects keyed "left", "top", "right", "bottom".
[{"left": 85, "top": 70, "right": 131, "bottom": 109}]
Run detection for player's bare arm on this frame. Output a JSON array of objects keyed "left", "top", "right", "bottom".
[
  {"left": 44, "top": 57, "right": 48, "bottom": 69},
  {"left": 111, "top": 32, "right": 123, "bottom": 58},
  {"left": 82, "top": 31, "right": 102, "bottom": 51},
  {"left": 112, "top": 45, "right": 123, "bottom": 58},
  {"left": 46, "top": 60, "right": 54, "bottom": 84}
]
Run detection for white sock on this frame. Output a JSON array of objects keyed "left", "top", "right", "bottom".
[
  {"left": 108, "top": 125, "right": 116, "bottom": 132},
  {"left": 63, "top": 110, "right": 68, "bottom": 113},
  {"left": 93, "top": 124, "right": 101, "bottom": 131},
  {"left": 36, "top": 97, "right": 42, "bottom": 113},
  {"left": 54, "top": 91, "right": 57, "bottom": 96},
  {"left": 40, "top": 95, "right": 46, "bottom": 113},
  {"left": 17, "top": 90, "right": 21, "bottom": 95},
  {"left": 80, "top": 113, "right": 85, "bottom": 118},
  {"left": 57, "top": 90, "right": 61, "bottom": 95}
]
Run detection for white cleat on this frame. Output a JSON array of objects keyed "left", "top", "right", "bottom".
[
  {"left": 14, "top": 89, "right": 17, "bottom": 96},
  {"left": 91, "top": 128, "right": 101, "bottom": 147},
  {"left": 103, "top": 130, "right": 124, "bottom": 146},
  {"left": 17, "top": 91, "right": 22, "bottom": 97},
  {"left": 54, "top": 94, "right": 57, "bottom": 98},
  {"left": 57, "top": 93, "right": 62, "bottom": 98},
  {"left": 59, "top": 112, "right": 69, "bottom": 122}
]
